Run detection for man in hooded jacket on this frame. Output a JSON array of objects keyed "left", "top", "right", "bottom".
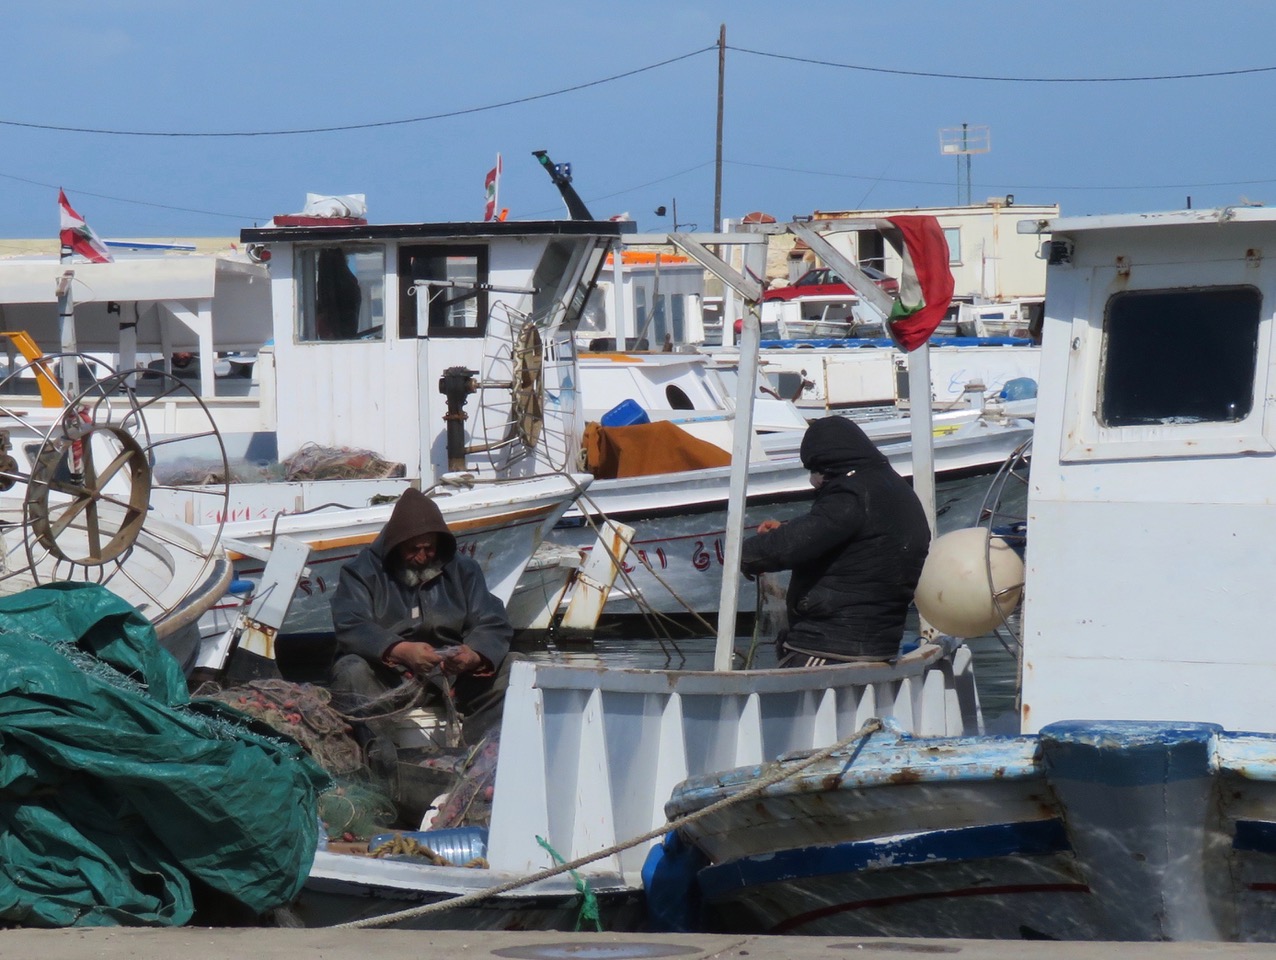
[
  {"left": 741, "top": 416, "right": 931, "bottom": 665},
  {"left": 329, "top": 487, "right": 515, "bottom": 763}
]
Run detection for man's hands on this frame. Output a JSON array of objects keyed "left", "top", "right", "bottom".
[
  {"left": 386, "top": 641, "right": 485, "bottom": 676},
  {"left": 757, "top": 519, "right": 782, "bottom": 534}
]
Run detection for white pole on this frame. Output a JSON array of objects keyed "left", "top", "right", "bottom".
[
  {"left": 611, "top": 249, "right": 627, "bottom": 347},
  {"left": 714, "top": 302, "right": 760, "bottom": 670},
  {"left": 55, "top": 269, "right": 79, "bottom": 398},
  {"left": 666, "top": 231, "right": 764, "bottom": 672},
  {"left": 908, "top": 340, "right": 937, "bottom": 537}
]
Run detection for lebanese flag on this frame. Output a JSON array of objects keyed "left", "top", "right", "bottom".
[
  {"left": 877, "top": 215, "right": 953, "bottom": 351},
  {"left": 58, "top": 189, "right": 113, "bottom": 263},
  {"left": 483, "top": 154, "right": 502, "bottom": 222}
]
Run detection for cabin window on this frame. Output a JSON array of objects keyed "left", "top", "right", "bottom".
[
  {"left": 666, "top": 384, "right": 694, "bottom": 409},
  {"left": 532, "top": 238, "right": 609, "bottom": 334},
  {"left": 578, "top": 288, "right": 607, "bottom": 334},
  {"left": 671, "top": 295, "right": 686, "bottom": 343},
  {"left": 1100, "top": 286, "right": 1261, "bottom": 426},
  {"left": 632, "top": 289, "right": 647, "bottom": 347},
  {"left": 398, "top": 245, "right": 489, "bottom": 338},
  {"left": 297, "top": 246, "right": 385, "bottom": 342},
  {"left": 651, "top": 295, "right": 668, "bottom": 345},
  {"left": 943, "top": 227, "right": 962, "bottom": 266}
]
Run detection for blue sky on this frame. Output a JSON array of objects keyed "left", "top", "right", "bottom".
[{"left": 3, "top": 1, "right": 1274, "bottom": 239}]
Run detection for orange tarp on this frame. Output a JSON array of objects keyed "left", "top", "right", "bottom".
[{"left": 583, "top": 420, "right": 732, "bottom": 480}]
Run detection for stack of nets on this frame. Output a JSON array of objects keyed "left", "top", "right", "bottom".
[
  {"left": 198, "top": 678, "right": 394, "bottom": 842},
  {"left": 283, "top": 443, "right": 405, "bottom": 481}
]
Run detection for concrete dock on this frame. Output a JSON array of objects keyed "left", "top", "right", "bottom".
[{"left": 7, "top": 930, "right": 1276, "bottom": 960}]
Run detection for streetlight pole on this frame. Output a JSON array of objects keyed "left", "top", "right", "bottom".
[{"left": 714, "top": 23, "right": 725, "bottom": 231}]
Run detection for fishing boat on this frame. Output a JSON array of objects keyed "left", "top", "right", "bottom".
[
  {"left": 0, "top": 192, "right": 628, "bottom": 643},
  {"left": 291, "top": 212, "right": 989, "bottom": 931},
  {"left": 655, "top": 205, "right": 1276, "bottom": 941}
]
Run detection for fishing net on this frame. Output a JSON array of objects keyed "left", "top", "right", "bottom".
[
  {"left": 282, "top": 442, "right": 405, "bottom": 481},
  {"left": 196, "top": 679, "right": 400, "bottom": 843},
  {"left": 428, "top": 733, "right": 501, "bottom": 829},
  {"left": 197, "top": 678, "right": 363, "bottom": 777},
  {"left": 153, "top": 459, "right": 283, "bottom": 486},
  {"left": 317, "top": 780, "right": 397, "bottom": 842}
]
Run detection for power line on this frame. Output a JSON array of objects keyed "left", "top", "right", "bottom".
[
  {"left": 0, "top": 171, "right": 264, "bottom": 222},
  {"left": 725, "top": 159, "right": 1276, "bottom": 193},
  {"left": 0, "top": 46, "right": 716, "bottom": 138},
  {"left": 483, "top": 161, "right": 717, "bottom": 219},
  {"left": 729, "top": 45, "right": 1276, "bottom": 82}
]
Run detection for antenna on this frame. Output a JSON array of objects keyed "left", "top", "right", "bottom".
[{"left": 939, "top": 123, "right": 990, "bottom": 206}]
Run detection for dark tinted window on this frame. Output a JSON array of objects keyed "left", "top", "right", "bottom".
[
  {"left": 1100, "top": 286, "right": 1261, "bottom": 426},
  {"left": 398, "top": 245, "right": 488, "bottom": 339}
]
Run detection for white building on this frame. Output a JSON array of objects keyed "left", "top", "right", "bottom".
[{"left": 807, "top": 197, "right": 1058, "bottom": 303}]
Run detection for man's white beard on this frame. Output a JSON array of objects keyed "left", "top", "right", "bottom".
[{"left": 395, "top": 560, "right": 444, "bottom": 588}]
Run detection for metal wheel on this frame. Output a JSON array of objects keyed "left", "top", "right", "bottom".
[
  {"left": 0, "top": 356, "right": 232, "bottom": 634},
  {"left": 976, "top": 436, "right": 1031, "bottom": 653},
  {"left": 27, "top": 419, "right": 150, "bottom": 564},
  {"left": 510, "top": 322, "right": 544, "bottom": 448},
  {"left": 472, "top": 304, "right": 577, "bottom": 474}
]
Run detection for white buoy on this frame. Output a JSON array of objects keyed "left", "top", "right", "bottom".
[{"left": 914, "top": 527, "right": 1024, "bottom": 637}]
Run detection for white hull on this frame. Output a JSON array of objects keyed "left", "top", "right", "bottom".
[
  {"left": 299, "top": 852, "right": 642, "bottom": 931},
  {"left": 189, "top": 474, "right": 587, "bottom": 636},
  {"left": 553, "top": 420, "right": 1031, "bottom": 618},
  {"left": 306, "top": 648, "right": 979, "bottom": 927}
]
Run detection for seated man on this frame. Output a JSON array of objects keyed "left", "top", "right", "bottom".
[
  {"left": 328, "top": 487, "right": 515, "bottom": 774},
  {"left": 741, "top": 416, "right": 931, "bottom": 666}
]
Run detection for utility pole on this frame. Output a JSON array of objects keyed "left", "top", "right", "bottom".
[{"left": 714, "top": 23, "right": 725, "bottom": 231}]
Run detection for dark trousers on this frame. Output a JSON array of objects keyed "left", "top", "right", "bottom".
[{"left": 329, "top": 652, "right": 522, "bottom": 750}]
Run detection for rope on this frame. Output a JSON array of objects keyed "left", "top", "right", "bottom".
[
  {"left": 536, "top": 836, "right": 602, "bottom": 932},
  {"left": 743, "top": 574, "right": 765, "bottom": 670},
  {"left": 331, "top": 716, "right": 884, "bottom": 929}
]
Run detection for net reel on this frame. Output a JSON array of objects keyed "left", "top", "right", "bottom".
[{"left": 0, "top": 353, "right": 232, "bottom": 632}]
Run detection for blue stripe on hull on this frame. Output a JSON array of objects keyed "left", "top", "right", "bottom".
[{"left": 697, "top": 818, "right": 1071, "bottom": 900}]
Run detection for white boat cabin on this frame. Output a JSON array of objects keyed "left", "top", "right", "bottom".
[
  {"left": 234, "top": 218, "right": 631, "bottom": 485},
  {"left": 1018, "top": 207, "right": 1276, "bottom": 734},
  {"left": 0, "top": 249, "right": 270, "bottom": 407},
  {"left": 578, "top": 250, "right": 709, "bottom": 350}
]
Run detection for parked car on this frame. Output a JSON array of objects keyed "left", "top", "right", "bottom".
[{"left": 762, "top": 264, "right": 900, "bottom": 302}]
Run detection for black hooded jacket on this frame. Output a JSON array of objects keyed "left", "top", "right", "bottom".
[
  {"left": 330, "top": 487, "right": 513, "bottom": 669},
  {"left": 741, "top": 417, "right": 931, "bottom": 659}
]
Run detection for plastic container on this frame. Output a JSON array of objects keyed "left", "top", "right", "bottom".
[
  {"left": 600, "top": 398, "right": 650, "bottom": 427},
  {"left": 999, "top": 377, "right": 1038, "bottom": 401},
  {"left": 368, "top": 827, "right": 489, "bottom": 865}
]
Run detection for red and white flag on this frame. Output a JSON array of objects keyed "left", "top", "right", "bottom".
[
  {"left": 876, "top": 215, "right": 954, "bottom": 352},
  {"left": 483, "top": 154, "right": 502, "bottom": 221},
  {"left": 58, "top": 189, "right": 113, "bottom": 263}
]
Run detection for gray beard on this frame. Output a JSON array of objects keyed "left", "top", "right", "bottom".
[{"left": 394, "top": 560, "right": 444, "bottom": 588}]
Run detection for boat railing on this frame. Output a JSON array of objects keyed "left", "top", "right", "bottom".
[{"left": 487, "top": 641, "right": 980, "bottom": 881}]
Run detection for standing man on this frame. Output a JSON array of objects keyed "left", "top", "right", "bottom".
[
  {"left": 742, "top": 416, "right": 931, "bottom": 666},
  {"left": 329, "top": 487, "right": 515, "bottom": 772}
]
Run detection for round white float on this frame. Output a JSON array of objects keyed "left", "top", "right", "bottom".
[{"left": 914, "top": 527, "right": 1024, "bottom": 637}]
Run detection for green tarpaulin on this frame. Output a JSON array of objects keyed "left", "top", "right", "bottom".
[{"left": 0, "top": 582, "right": 329, "bottom": 927}]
